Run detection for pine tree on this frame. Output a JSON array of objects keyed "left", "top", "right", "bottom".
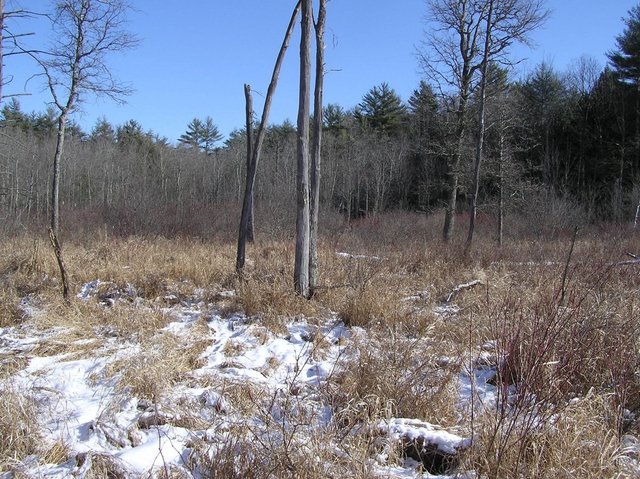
[
  {"left": 200, "top": 116, "right": 223, "bottom": 154},
  {"left": 179, "top": 118, "right": 205, "bottom": 149},
  {"left": 179, "top": 117, "right": 222, "bottom": 154},
  {"left": 90, "top": 117, "right": 116, "bottom": 143},
  {"left": 0, "top": 98, "right": 29, "bottom": 129},
  {"left": 355, "top": 82, "right": 407, "bottom": 135},
  {"left": 323, "top": 103, "right": 348, "bottom": 133},
  {"left": 608, "top": 5, "right": 640, "bottom": 83}
]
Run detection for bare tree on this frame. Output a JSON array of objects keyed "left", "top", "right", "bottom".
[
  {"left": 236, "top": 1, "right": 301, "bottom": 274},
  {"left": 1, "top": 0, "right": 6, "bottom": 105},
  {"left": 293, "top": 0, "right": 312, "bottom": 298},
  {"left": 420, "top": 0, "right": 485, "bottom": 242},
  {"left": 309, "top": 0, "right": 326, "bottom": 295},
  {"left": 1, "top": 0, "right": 40, "bottom": 106},
  {"left": 465, "top": 0, "right": 494, "bottom": 255},
  {"left": 419, "top": 0, "right": 547, "bottom": 244},
  {"left": 31, "top": 0, "right": 137, "bottom": 299},
  {"left": 465, "top": 0, "right": 548, "bottom": 254}
]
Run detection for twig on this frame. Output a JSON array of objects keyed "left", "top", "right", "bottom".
[{"left": 442, "top": 279, "right": 483, "bottom": 304}]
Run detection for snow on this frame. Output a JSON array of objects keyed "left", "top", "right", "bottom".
[
  {"left": 6, "top": 278, "right": 626, "bottom": 478},
  {"left": 381, "top": 418, "right": 471, "bottom": 455},
  {"left": 1, "top": 283, "right": 379, "bottom": 477}
]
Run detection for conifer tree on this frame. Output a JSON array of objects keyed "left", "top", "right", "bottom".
[
  {"left": 179, "top": 117, "right": 222, "bottom": 154},
  {"left": 355, "top": 82, "right": 407, "bottom": 135},
  {"left": 608, "top": 5, "right": 640, "bottom": 83}
]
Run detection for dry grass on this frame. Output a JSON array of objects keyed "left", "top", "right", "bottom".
[
  {"left": 329, "top": 330, "right": 460, "bottom": 431},
  {"left": 104, "top": 328, "right": 212, "bottom": 401},
  {"left": 0, "top": 383, "right": 41, "bottom": 471},
  {"left": 81, "top": 452, "right": 132, "bottom": 479},
  {"left": 1, "top": 212, "right": 639, "bottom": 476},
  {"left": 467, "top": 392, "right": 622, "bottom": 478}
]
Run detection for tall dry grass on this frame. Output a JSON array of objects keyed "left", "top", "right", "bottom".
[{"left": 1, "top": 210, "right": 639, "bottom": 476}]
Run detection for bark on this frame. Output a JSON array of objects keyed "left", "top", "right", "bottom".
[
  {"left": 236, "top": 1, "right": 301, "bottom": 274},
  {"left": 50, "top": 113, "right": 68, "bottom": 236},
  {"left": 443, "top": 93, "right": 469, "bottom": 242},
  {"left": 441, "top": 0, "right": 475, "bottom": 243},
  {"left": 497, "top": 130, "right": 505, "bottom": 247},
  {"left": 465, "top": 0, "right": 493, "bottom": 256},
  {"left": 309, "top": 0, "right": 326, "bottom": 295},
  {"left": 235, "top": 84, "right": 254, "bottom": 273},
  {"left": 294, "top": 0, "right": 312, "bottom": 298},
  {"left": 0, "top": 0, "right": 4, "bottom": 106},
  {"left": 49, "top": 226, "right": 69, "bottom": 302}
]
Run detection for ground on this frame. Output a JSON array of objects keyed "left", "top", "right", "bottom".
[{"left": 1, "top": 220, "right": 639, "bottom": 478}]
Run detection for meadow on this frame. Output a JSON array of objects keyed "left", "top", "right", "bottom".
[{"left": 1, "top": 211, "right": 639, "bottom": 478}]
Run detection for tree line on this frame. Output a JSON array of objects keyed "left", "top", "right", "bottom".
[{"left": 1, "top": 1, "right": 640, "bottom": 241}]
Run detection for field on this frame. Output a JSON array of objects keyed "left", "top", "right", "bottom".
[{"left": 1, "top": 211, "right": 640, "bottom": 478}]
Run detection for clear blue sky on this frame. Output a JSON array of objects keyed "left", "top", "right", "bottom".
[{"left": 4, "top": 0, "right": 638, "bottom": 144}]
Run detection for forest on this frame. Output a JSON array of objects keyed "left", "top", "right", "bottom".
[
  {"left": 1, "top": 4, "right": 639, "bottom": 241},
  {"left": 2, "top": 1, "right": 640, "bottom": 478}
]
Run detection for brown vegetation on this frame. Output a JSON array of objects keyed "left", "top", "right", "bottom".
[{"left": 1, "top": 210, "right": 639, "bottom": 477}]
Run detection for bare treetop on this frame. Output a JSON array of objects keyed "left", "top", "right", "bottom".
[
  {"left": 420, "top": 0, "right": 549, "bottom": 97},
  {"left": 38, "top": 0, "right": 139, "bottom": 111}
]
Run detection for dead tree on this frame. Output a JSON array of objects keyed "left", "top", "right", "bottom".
[
  {"left": 309, "top": 0, "right": 326, "bottom": 295},
  {"left": 0, "top": 1, "right": 40, "bottom": 106},
  {"left": 419, "top": 0, "right": 484, "bottom": 243},
  {"left": 293, "top": 0, "right": 312, "bottom": 298},
  {"left": 236, "top": 1, "right": 301, "bottom": 275}
]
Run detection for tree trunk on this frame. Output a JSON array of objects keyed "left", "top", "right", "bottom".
[
  {"left": 236, "top": 0, "right": 301, "bottom": 274},
  {"left": 497, "top": 129, "right": 505, "bottom": 248},
  {"left": 0, "top": 0, "right": 4, "bottom": 107},
  {"left": 309, "top": 0, "right": 326, "bottom": 295},
  {"left": 236, "top": 84, "right": 255, "bottom": 274},
  {"left": 51, "top": 113, "right": 68, "bottom": 237},
  {"left": 50, "top": 112, "right": 70, "bottom": 301},
  {"left": 294, "top": 0, "right": 312, "bottom": 298},
  {"left": 465, "top": 0, "right": 493, "bottom": 256},
  {"left": 443, "top": 110, "right": 466, "bottom": 242},
  {"left": 245, "top": 85, "right": 255, "bottom": 242}
]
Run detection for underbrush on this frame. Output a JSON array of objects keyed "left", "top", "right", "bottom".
[{"left": 1, "top": 211, "right": 639, "bottom": 477}]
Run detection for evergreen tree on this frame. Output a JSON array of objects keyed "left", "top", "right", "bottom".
[
  {"left": 408, "top": 81, "right": 438, "bottom": 140},
  {"left": 355, "top": 82, "right": 407, "bottom": 135},
  {"left": 0, "top": 98, "right": 29, "bottom": 129},
  {"left": 29, "top": 107, "right": 57, "bottom": 133},
  {"left": 608, "top": 4, "right": 640, "bottom": 211},
  {"left": 117, "top": 119, "right": 149, "bottom": 147},
  {"left": 404, "top": 81, "right": 441, "bottom": 209},
  {"left": 323, "top": 103, "right": 348, "bottom": 133},
  {"left": 608, "top": 5, "right": 640, "bottom": 83},
  {"left": 517, "top": 62, "right": 569, "bottom": 186},
  {"left": 90, "top": 116, "right": 116, "bottom": 143},
  {"left": 179, "top": 118, "right": 204, "bottom": 149},
  {"left": 200, "top": 116, "right": 223, "bottom": 154},
  {"left": 179, "top": 116, "right": 222, "bottom": 154}
]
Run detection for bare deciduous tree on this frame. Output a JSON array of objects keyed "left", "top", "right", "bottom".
[
  {"left": 419, "top": 0, "right": 547, "bottom": 244},
  {"left": 1, "top": 0, "right": 41, "bottom": 106},
  {"left": 420, "top": 0, "right": 485, "bottom": 243},
  {"left": 31, "top": 0, "right": 137, "bottom": 299},
  {"left": 465, "top": 0, "right": 548, "bottom": 254}
]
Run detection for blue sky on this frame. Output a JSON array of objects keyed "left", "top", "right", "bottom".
[{"left": 4, "top": 0, "right": 638, "bottom": 143}]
